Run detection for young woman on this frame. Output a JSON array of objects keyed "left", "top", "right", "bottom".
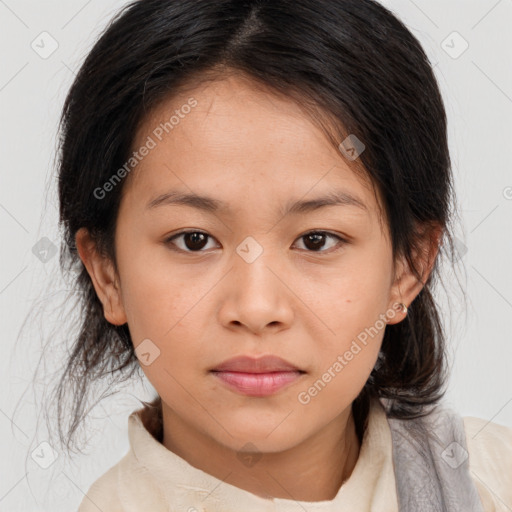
[{"left": 50, "top": 0, "right": 512, "bottom": 510}]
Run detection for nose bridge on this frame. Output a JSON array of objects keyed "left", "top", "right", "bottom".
[
  {"left": 220, "top": 234, "right": 293, "bottom": 331},
  {"left": 233, "top": 234, "right": 279, "bottom": 296}
]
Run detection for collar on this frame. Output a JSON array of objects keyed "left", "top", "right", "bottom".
[{"left": 127, "top": 396, "right": 397, "bottom": 511}]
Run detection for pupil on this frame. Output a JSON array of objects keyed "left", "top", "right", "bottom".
[
  {"left": 186, "top": 232, "right": 207, "bottom": 250},
  {"left": 306, "top": 233, "right": 325, "bottom": 250}
]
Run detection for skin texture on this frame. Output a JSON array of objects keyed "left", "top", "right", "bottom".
[{"left": 76, "top": 73, "right": 440, "bottom": 501}]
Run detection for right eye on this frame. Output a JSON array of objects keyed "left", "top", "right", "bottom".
[{"left": 164, "top": 230, "right": 219, "bottom": 253}]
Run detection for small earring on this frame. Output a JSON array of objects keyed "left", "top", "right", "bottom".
[
  {"left": 385, "top": 302, "right": 409, "bottom": 324},
  {"left": 397, "top": 302, "right": 408, "bottom": 315}
]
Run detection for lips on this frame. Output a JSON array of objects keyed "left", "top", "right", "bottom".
[
  {"left": 210, "top": 355, "right": 306, "bottom": 397},
  {"left": 211, "top": 355, "right": 304, "bottom": 373}
]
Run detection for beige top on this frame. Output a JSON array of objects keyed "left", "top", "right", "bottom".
[{"left": 78, "top": 398, "right": 512, "bottom": 511}]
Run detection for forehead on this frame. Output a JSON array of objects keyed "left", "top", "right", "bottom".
[{"left": 124, "top": 74, "right": 383, "bottom": 224}]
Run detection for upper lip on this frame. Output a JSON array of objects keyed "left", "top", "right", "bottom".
[{"left": 211, "top": 355, "right": 303, "bottom": 373}]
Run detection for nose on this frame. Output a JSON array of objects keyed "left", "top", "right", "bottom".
[{"left": 217, "top": 244, "right": 294, "bottom": 335}]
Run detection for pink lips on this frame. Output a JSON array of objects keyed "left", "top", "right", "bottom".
[{"left": 210, "top": 355, "right": 305, "bottom": 397}]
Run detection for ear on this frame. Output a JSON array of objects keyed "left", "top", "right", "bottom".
[
  {"left": 75, "top": 227, "right": 127, "bottom": 326},
  {"left": 386, "top": 222, "right": 443, "bottom": 325}
]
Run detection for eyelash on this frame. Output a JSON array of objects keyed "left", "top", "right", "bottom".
[{"left": 163, "top": 230, "right": 348, "bottom": 255}]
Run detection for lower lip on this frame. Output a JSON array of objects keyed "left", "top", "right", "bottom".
[{"left": 211, "top": 371, "right": 304, "bottom": 396}]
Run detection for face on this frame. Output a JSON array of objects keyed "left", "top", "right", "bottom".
[{"left": 78, "top": 73, "right": 427, "bottom": 454}]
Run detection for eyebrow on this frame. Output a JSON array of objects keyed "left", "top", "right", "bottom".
[{"left": 146, "top": 189, "right": 368, "bottom": 216}]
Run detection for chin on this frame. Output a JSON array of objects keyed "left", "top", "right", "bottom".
[{"left": 213, "top": 420, "right": 306, "bottom": 454}]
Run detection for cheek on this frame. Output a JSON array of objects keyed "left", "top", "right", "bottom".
[
  {"left": 297, "top": 293, "right": 386, "bottom": 414},
  {"left": 116, "top": 240, "right": 199, "bottom": 336},
  {"left": 296, "top": 249, "right": 390, "bottom": 379},
  {"left": 303, "top": 252, "right": 392, "bottom": 328},
  {"left": 118, "top": 252, "right": 215, "bottom": 394}
]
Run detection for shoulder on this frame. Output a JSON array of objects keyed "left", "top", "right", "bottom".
[
  {"left": 78, "top": 405, "right": 168, "bottom": 511},
  {"left": 463, "top": 415, "right": 512, "bottom": 512},
  {"left": 76, "top": 452, "right": 149, "bottom": 511},
  {"left": 77, "top": 449, "right": 168, "bottom": 512}
]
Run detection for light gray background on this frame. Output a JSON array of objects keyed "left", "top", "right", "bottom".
[{"left": 1, "top": 0, "right": 511, "bottom": 510}]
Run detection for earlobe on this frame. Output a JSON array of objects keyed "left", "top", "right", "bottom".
[
  {"left": 386, "top": 257, "right": 416, "bottom": 325},
  {"left": 75, "top": 227, "right": 128, "bottom": 326},
  {"left": 386, "top": 223, "right": 443, "bottom": 325}
]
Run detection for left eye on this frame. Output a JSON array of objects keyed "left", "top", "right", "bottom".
[
  {"left": 164, "top": 230, "right": 347, "bottom": 253},
  {"left": 293, "top": 231, "right": 347, "bottom": 252}
]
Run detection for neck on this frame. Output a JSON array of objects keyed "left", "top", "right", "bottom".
[{"left": 159, "top": 402, "right": 362, "bottom": 502}]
